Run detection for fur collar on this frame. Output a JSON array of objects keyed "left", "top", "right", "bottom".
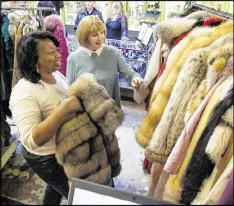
[{"left": 154, "top": 18, "right": 198, "bottom": 44}]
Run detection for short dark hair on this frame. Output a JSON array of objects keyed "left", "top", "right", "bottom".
[{"left": 16, "top": 31, "right": 59, "bottom": 83}]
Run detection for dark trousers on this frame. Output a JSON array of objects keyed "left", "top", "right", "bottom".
[{"left": 21, "top": 146, "right": 69, "bottom": 205}]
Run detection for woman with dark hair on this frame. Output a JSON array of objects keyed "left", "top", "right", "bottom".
[{"left": 9, "top": 31, "right": 81, "bottom": 205}]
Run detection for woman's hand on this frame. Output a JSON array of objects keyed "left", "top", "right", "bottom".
[
  {"left": 61, "top": 95, "right": 83, "bottom": 115},
  {"left": 131, "top": 76, "right": 144, "bottom": 88}
]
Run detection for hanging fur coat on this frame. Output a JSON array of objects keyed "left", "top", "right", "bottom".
[
  {"left": 147, "top": 36, "right": 233, "bottom": 198},
  {"left": 55, "top": 73, "right": 124, "bottom": 186},
  {"left": 147, "top": 36, "right": 233, "bottom": 162},
  {"left": 162, "top": 76, "right": 233, "bottom": 203},
  {"left": 147, "top": 42, "right": 233, "bottom": 198},
  {"left": 136, "top": 20, "right": 233, "bottom": 148},
  {"left": 134, "top": 18, "right": 203, "bottom": 104},
  {"left": 180, "top": 88, "right": 233, "bottom": 204}
]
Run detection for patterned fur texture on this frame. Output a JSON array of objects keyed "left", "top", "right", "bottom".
[{"left": 56, "top": 73, "right": 124, "bottom": 185}]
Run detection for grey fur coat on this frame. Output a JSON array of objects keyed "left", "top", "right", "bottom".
[{"left": 55, "top": 73, "right": 124, "bottom": 186}]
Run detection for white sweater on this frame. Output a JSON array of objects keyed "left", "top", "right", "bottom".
[{"left": 9, "top": 71, "right": 69, "bottom": 156}]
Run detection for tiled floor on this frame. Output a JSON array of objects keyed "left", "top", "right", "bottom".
[{"left": 1, "top": 100, "right": 149, "bottom": 205}]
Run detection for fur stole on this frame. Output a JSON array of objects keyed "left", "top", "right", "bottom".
[
  {"left": 180, "top": 89, "right": 233, "bottom": 204},
  {"left": 56, "top": 73, "right": 124, "bottom": 185},
  {"left": 162, "top": 77, "right": 232, "bottom": 203},
  {"left": 136, "top": 27, "right": 215, "bottom": 148}
]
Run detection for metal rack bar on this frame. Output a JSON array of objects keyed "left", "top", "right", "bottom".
[
  {"left": 1, "top": 6, "right": 56, "bottom": 27},
  {"left": 191, "top": 2, "right": 233, "bottom": 19}
]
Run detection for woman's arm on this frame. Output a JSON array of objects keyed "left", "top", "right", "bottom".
[
  {"left": 11, "top": 93, "right": 81, "bottom": 149},
  {"left": 32, "top": 96, "right": 81, "bottom": 146},
  {"left": 120, "top": 15, "right": 128, "bottom": 37},
  {"left": 116, "top": 49, "right": 143, "bottom": 87}
]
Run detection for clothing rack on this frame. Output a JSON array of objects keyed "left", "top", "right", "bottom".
[
  {"left": 1, "top": 6, "right": 56, "bottom": 28},
  {"left": 191, "top": 2, "right": 233, "bottom": 19}
]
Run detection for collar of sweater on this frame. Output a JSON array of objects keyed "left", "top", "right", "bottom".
[{"left": 79, "top": 44, "right": 105, "bottom": 57}]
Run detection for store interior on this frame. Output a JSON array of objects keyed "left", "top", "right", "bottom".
[{"left": 1, "top": 1, "right": 233, "bottom": 205}]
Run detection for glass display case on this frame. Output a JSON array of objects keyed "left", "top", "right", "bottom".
[{"left": 105, "top": 39, "right": 155, "bottom": 88}]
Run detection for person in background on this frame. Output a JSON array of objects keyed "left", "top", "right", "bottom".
[
  {"left": 51, "top": 1, "right": 64, "bottom": 15},
  {"left": 43, "top": 14, "right": 69, "bottom": 76},
  {"left": 67, "top": 15, "right": 144, "bottom": 107},
  {"left": 9, "top": 31, "right": 81, "bottom": 205},
  {"left": 106, "top": 1, "right": 128, "bottom": 40},
  {"left": 37, "top": 1, "right": 56, "bottom": 17},
  {"left": 74, "top": 1, "right": 104, "bottom": 30}
]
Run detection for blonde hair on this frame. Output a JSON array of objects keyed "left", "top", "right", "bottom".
[
  {"left": 77, "top": 15, "right": 106, "bottom": 47},
  {"left": 112, "top": 2, "right": 124, "bottom": 16}
]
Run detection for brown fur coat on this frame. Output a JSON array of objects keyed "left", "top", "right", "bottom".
[{"left": 55, "top": 73, "right": 124, "bottom": 186}]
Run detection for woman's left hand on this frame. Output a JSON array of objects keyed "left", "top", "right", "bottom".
[{"left": 131, "top": 76, "right": 144, "bottom": 88}]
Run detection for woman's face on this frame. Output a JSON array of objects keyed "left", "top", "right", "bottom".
[
  {"left": 86, "top": 31, "right": 105, "bottom": 51},
  {"left": 37, "top": 39, "right": 61, "bottom": 73}
]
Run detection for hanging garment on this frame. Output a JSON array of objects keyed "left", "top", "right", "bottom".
[
  {"left": 218, "top": 172, "right": 233, "bottom": 205},
  {"left": 56, "top": 73, "right": 124, "bottom": 185},
  {"left": 136, "top": 20, "right": 233, "bottom": 149},
  {"left": 144, "top": 16, "right": 224, "bottom": 111},
  {"left": 162, "top": 76, "right": 233, "bottom": 203},
  {"left": 147, "top": 37, "right": 233, "bottom": 198},
  {"left": 185, "top": 10, "right": 218, "bottom": 20},
  {"left": 163, "top": 56, "right": 233, "bottom": 175},
  {"left": 134, "top": 18, "right": 202, "bottom": 104},
  {"left": 1, "top": 15, "right": 14, "bottom": 97},
  {"left": 193, "top": 156, "right": 233, "bottom": 205},
  {"left": 180, "top": 90, "right": 233, "bottom": 204},
  {"left": 146, "top": 38, "right": 233, "bottom": 162}
]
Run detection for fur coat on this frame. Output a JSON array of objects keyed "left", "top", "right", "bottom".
[
  {"left": 185, "top": 10, "right": 218, "bottom": 20},
  {"left": 134, "top": 18, "right": 202, "bottom": 104},
  {"left": 147, "top": 36, "right": 233, "bottom": 162},
  {"left": 44, "top": 15, "right": 69, "bottom": 77},
  {"left": 55, "top": 73, "right": 124, "bottom": 186},
  {"left": 162, "top": 76, "right": 233, "bottom": 203},
  {"left": 180, "top": 89, "right": 233, "bottom": 204},
  {"left": 136, "top": 20, "right": 233, "bottom": 148},
  {"left": 147, "top": 41, "right": 233, "bottom": 198}
]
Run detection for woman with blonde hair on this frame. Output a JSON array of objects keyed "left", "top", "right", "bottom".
[
  {"left": 67, "top": 15, "right": 143, "bottom": 107},
  {"left": 105, "top": 1, "right": 128, "bottom": 40}
]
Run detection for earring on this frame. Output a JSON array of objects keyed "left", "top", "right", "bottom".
[{"left": 36, "top": 65, "right": 39, "bottom": 73}]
